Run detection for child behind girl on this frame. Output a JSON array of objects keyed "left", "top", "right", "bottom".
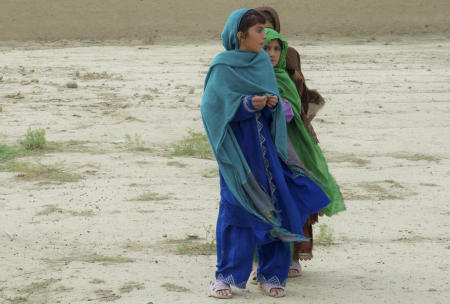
[{"left": 262, "top": 27, "right": 346, "bottom": 275}]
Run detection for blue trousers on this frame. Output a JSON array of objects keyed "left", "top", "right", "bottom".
[{"left": 215, "top": 213, "right": 291, "bottom": 289}]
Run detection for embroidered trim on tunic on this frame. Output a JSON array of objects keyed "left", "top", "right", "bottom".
[
  {"left": 257, "top": 273, "right": 287, "bottom": 287},
  {"left": 255, "top": 112, "right": 277, "bottom": 203},
  {"left": 217, "top": 273, "right": 247, "bottom": 289}
]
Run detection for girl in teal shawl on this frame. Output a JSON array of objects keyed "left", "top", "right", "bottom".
[
  {"left": 202, "top": 9, "right": 330, "bottom": 299},
  {"left": 263, "top": 28, "right": 346, "bottom": 264}
]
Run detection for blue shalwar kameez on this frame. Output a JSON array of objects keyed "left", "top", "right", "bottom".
[
  {"left": 215, "top": 96, "right": 330, "bottom": 288},
  {"left": 201, "top": 8, "right": 330, "bottom": 290}
]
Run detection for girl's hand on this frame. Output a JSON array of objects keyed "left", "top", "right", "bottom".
[
  {"left": 251, "top": 95, "right": 267, "bottom": 109},
  {"left": 267, "top": 94, "right": 278, "bottom": 108}
]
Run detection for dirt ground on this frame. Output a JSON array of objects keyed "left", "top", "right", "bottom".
[
  {"left": 0, "top": 0, "right": 449, "bottom": 41},
  {"left": 0, "top": 35, "right": 449, "bottom": 303}
]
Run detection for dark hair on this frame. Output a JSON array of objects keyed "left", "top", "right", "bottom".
[
  {"left": 237, "top": 9, "right": 266, "bottom": 38},
  {"left": 265, "top": 38, "right": 283, "bottom": 51},
  {"left": 275, "top": 38, "right": 283, "bottom": 49},
  {"left": 259, "top": 11, "right": 275, "bottom": 28}
]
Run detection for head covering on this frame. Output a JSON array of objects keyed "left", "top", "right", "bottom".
[
  {"left": 220, "top": 8, "right": 246, "bottom": 50},
  {"left": 254, "top": 6, "right": 280, "bottom": 32},
  {"left": 264, "top": 29, "right": 299, "bottom": 118},
  {"left": 201, "top": 10, "right": 307, "bottom": 242}
]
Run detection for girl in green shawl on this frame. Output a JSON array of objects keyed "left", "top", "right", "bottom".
[{"left": 263, "top": 27, "right": 346, "bottom": 271}]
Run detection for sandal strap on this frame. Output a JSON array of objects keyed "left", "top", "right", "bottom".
[
  {"left": 290, "top": 261, "right": 302, "bottom": 271},
  {"left": 211, "top": 280, "right": 231, "bottom": 292}
]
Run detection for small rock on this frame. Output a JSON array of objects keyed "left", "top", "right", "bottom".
[
  {"left": 162, "top": 234, "right": 167, "bottom": 238},
  {"left": 66, "top": 81, "right": 78, "bottom": 88},
  {"left": 112, "top": 139, "right": 126, "bottom": 144}
]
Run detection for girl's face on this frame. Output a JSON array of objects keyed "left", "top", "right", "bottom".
[
  {"left": 264, "top": 39, "right": 282, "bottom": 67},
  {"left": 238, "top": 23, "right": 266, "bottom": 53}
]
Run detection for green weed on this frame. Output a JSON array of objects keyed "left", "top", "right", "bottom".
[
  {"left": 172, "top": 130, "right": 213, "bottom": 159},
  {"left": 0, "top": 144, "right": 23, "bottom": 162},
  {"left": 316, "top": 224, "right": 333, "bottom": 246},
  {"left": 125, "top": 134, "right": 152, "bottom": 152},
  {"left": 0, "top": 279, "right": 59, "bottom": 303},
  {"left": 20, "top": 128, "right": 47, "bottom": 150},
  {"left": 0, "top": 293, "right": 29, "bottom": 303}
]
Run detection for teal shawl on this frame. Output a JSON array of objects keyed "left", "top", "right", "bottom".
[
  {"left": 201, "top": 9, "right": 304, "bottom": 241},
  {"left": 264, "top": 28, "right": 346, "bottom": 216}
]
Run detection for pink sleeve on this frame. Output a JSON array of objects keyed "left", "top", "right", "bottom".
[{"left": 282, "top": 99, "right": 294, "bottom": 122}]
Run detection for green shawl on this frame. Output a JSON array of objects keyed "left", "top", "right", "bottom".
[{"left": 264, "top": 28, "right": 346, "bottom": 216}]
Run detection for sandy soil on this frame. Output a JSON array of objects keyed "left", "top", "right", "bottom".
[
  {"left": 0, "top": 36, "right": 449, "bottom": 303},
  {"left": 1, "top": 0, "right": 449, "bottom": 41}
]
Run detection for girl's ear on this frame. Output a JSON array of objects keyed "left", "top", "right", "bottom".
[{"left": 237, "top": 32, "right": 243, "bottom": 41}]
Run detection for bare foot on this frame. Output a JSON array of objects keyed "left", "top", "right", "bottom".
[
  {"left": 217, "top": 289, "right": 232, "bottom": 298},
  {"left": 258, "top": 283, "right": 286, "bottom": 298},
  {"left": 269, "top": 287, "right": 285, "bottom": 297}
]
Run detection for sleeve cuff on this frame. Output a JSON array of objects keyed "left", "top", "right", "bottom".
[{"left": 243, "top": 95, "right": 258, "bottom": 112}]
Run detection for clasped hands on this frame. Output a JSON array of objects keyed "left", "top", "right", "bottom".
[{"left": 252, "top": 94, "right": 278, "bottom": 109}]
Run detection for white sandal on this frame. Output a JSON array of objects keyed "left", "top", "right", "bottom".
[{"left": 209, "top": 280, "right": 232, "bottom": 299}]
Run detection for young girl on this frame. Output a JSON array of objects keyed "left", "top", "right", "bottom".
[
  {"left": 201, "top": 9, "right": 330, "bottom": 299},
  {"left": 263, "top": 27, "right": 346, "bottom": 271}
]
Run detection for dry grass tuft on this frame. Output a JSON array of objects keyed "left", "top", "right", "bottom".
[
  {"left": 390, "top": 153, "right": 440, "bottom": 162},
  {"left": 342, "top": 179, "right": 411, "bottom": 201},
  {"left": 130, "top": 192, "right": 170, "bottom": 201},
  {"left": 50, "top": 253, "right": 135, "bottom": 266},
  {"left": 0, "top": 279, "right": 59, "bottom": 303},
  {"left": 119, "top": 282, "right": 145, "bottom": 294},
  {"left": 327, "top": 154, "right": 370, "bottom": 166},
  {"left": 202, "top": 168, "right": 219, "bottom": 178},
  {"left": 36, "top": 204, "right": 64, "bottom": 216},
  {"left": 7, "top": 161, "right": 82, "bottom": 184},
  {"left": 94, "top": 289, "right": 121, "bottom": 302},
  {"left": 161, "top": 283, "right": 190, "bottom": 293},
  {"left": 167, "top": 161, "right": 187, "bottom": 168}
]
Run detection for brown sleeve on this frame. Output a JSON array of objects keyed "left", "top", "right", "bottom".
[{"left": 286, "top": 47, "right": 323, "bottom": 143}]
